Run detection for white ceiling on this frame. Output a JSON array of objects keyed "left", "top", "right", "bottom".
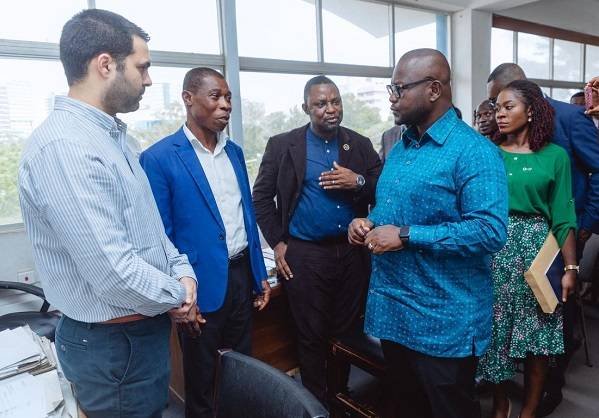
[{"left": 392, "top": 0, "right": 541, "bottom": 12}]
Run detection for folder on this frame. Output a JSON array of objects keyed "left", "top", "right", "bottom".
[{"left": 524, "top": 232, "right": 560, "bottom": 314}]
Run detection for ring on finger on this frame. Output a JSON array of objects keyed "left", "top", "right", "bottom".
[{"left": 368, "top": 242, "right": 374, "bottom": 250}]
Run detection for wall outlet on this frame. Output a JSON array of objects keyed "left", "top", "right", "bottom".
[{"left": 16, "top": 270, "right": 37, "bottom": 285}]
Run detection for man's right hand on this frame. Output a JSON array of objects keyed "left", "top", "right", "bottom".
[
  {"left": 170, "top": 276, "right": 197, "bottom": 321},
  {"left": 172, "top": 305, "right": 206, "bottom": 338},
  {"left": 274, "top": 241, "right": 293, "bottom": 280},
  {"left": 348, "top": 218, "right": 373, "bottom": 245}
]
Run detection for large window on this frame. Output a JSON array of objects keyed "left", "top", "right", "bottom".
[
  {"left": 322, "top": 0, "right": 390, "bottom": 66},
  {"left": 491, "top": 16, "right": 599, "bottom": 100},
  {"left": 236, "top": 0, "right": 318, "bottom": 61},
  {"left": 0, "top": 0, "right": 447, "bottom": 227},
  {"left": 0, "top": 59, "right": 68, "bottom": 225}
]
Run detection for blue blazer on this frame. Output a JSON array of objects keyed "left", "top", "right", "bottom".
[
  {"left": 546, "top": 97, "right": 599, "bottom": 233},
  {"left": 139, "top": 127, "right": 267, "bottom": 313}
]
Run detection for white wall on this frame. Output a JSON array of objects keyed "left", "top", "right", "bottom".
[{"left": 498, "top": 0, "right": 599, "bottom": 37}]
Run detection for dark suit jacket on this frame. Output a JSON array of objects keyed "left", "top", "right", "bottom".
[
  {"left": 140, "top": 128, "right": 267, "bottom": 312},
  {"left": 546, "top": 97, "right": 599, "bottom": 233},
  {"left": 252, "top": 124, "right": 382, "bottom": 248},
  {"left": 378, "top": 124, "right": 405, "bottom": 164}
]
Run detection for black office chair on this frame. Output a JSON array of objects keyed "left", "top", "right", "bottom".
[
  {"left": 0, "top": 281, "right": 61, "bottom": 341},
  {"left": 213, "top": 349, "right": 328, "bottom": 418}
]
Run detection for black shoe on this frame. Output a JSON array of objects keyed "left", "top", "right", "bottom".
[{"left": 537, "top": 391, "right": 563, "bottom": 417}]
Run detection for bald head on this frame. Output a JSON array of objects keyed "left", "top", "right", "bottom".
[
  {"left": 487, "top": 63, "right": 527, "bottom": 102},
  {"left": 397, "top": 48, "right": 451, "bottom": 85},
  {"left": 389, "top": 48, "right": 453, "bottom": 133}
]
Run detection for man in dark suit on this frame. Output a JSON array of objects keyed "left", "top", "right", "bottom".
[
  {"left": 252, "top": 75, "right": 382, "bottom": 402},
  {"left": 140, "top": 67, "right": 270, "bottom": 418},
  {"left": 488, "top": 63, "right": 599, "bottom": 417},
  {"left": 378, "top": 123, "right": 405, "bottom": 164}
]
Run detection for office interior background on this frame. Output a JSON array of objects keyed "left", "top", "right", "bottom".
[{"left": 1, "top": 0, "right": 599, "bottom": 318}]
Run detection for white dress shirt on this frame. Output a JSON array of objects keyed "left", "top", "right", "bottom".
[{"left": 183, "top": 124, "right": 248, "bottom": 257}]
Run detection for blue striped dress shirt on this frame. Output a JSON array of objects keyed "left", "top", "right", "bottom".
[
  {"left": 18, "top": 96, "right": 196, "bottom": 323},
  {"left": 365, "top": 108, "right": 508, "bottom": 357}
]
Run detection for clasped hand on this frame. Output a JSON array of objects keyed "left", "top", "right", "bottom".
[
  {"left": 170, "top": 276, "right": 205, "bottom": 337},
  {"left": 348, "top": 218, "right": 403, "bottom": 254}
]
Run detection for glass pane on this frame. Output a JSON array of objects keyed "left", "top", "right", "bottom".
[
  {"left": 394, "top": 6, "right": 437, "bottom": 63},
  {"left": 491, "top": 28, "right": 514, "bottom": 72},
  {"left": 585, "top": 45, "right": 599, "bottom": 82},
  {"left": 553, "top": 40, "right": 582, "bottom": 82},
  {"left": 552, "top": 88, "right": 583, "bottom": 104},
  {"left": 518, "top": 33, "right": 550, "bottom": 79},
  {"left": 239, "top": 72, "right": 391, "bottom": 183},
  {"left": 322, "top": 0, "right": 390, "bottom": 66},
  {"left": 118, "top": 67, "right": 194, "bottom": 151},
  {"left": 0, "top": 0, "right": 86, "bottom": 43},
  {"left": 540, "top": 86, "right": 551, "bottom": 97},
  {"left": 237, "top": 0, "right": 317, "bottom": 61},
  {"left": 95, "top": 0, "right": 220, "bottom": 54},
  {"left": 0, "top": 59, "right": 69, "bottom": 225}
]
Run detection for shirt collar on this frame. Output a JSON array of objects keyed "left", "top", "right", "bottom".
[
  {"left": 53, "top": 96, "right": 126, "bottom": 140},
  {"left": 403, "top": 107, "right": 458, "bottom": 146},
  {"left": 183, "top": 123, "right": 228, "bottom": 155},
  {"left": 307, "top": 126, "right": 338, "bottom": 143}
]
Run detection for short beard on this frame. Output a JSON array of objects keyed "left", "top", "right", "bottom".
[{"left": 103, "top": 69, "right": 143, "bottom": 115}]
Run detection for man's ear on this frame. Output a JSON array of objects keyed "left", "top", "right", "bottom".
[
  {"left": 182, "top": 90, "right": 193, "bottom": 106},
  {"left": 429, "top": 80, "right": 442, "bottom": 102},
  {"left": 302, "top": 103, "right": 309, "bottom": 115},
  {"left": 94, "top": 53, "right": 115, "bottom": 80}
]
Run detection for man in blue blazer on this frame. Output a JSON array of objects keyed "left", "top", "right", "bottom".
[
  {"left": 140, "top": 67, "right": 270, "bottom": 418},
  {"left": 488, "top": 63, "right": 599, "bottom": 417}
]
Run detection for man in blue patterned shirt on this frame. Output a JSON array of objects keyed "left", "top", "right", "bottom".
[{"left": 349, "top": 49, "right": 508, "bottom": 418}]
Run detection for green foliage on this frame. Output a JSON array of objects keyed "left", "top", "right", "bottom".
[{"left": 0, "top": 134, "right": 24, "bottom": 224}]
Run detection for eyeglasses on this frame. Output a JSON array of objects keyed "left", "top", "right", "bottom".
[{"left": 386, "top": 77, "right": 436, "bottom": 98}]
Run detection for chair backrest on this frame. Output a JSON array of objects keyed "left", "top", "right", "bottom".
[{"left": 214, "top": 350, "right": 328, "bottom": 418}]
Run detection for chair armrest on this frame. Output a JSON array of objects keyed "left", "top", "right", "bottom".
[{"left": 0, "top": 281, "right": 46, "bottom": 299}]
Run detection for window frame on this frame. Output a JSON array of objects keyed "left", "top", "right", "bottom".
[{"left": 0, "top": 0, "right": 448, "bottom": 230}]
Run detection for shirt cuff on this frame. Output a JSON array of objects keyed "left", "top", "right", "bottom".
[{"left": 408, "top": 225, "right": 436, "bottom": 249}]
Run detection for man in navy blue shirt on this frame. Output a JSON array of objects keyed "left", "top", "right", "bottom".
[
  {"left": 488, "top": 63, "right": 599, "bottom": 416},
  {"left": 253, "top": 76, "right": 381, "bottom": 402}
]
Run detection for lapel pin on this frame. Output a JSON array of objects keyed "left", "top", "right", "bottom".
[{"left": 343, "top": 143, "right": 350, "bottom": 151}]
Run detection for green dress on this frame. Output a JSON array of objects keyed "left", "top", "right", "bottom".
[{"left": 477, "top": 143, "right": 577, "bottom": 383}]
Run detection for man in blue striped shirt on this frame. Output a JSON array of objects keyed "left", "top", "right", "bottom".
[
  {"left": 18, "top": 10, "right": 200, "bottom": 418},
  {"left": 349, "top": 49, "right": 508, "bottom": 418}
]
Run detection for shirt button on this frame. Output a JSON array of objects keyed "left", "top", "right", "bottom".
[
  {"left": 326, "top": 149, "right": 330, "bottom": 153},
  {"left": 508, "top": 172, "right": 513, "bottom": 176},
  {"left": 325, "top": 140, "right": 329, "bottom": 144},
  {"left": 338, "top": 224, "right": 341, "bottom": 228},
  {"left": 60, "top": 344, "right": 66, "bottom": 351},
  {"left": 513, "top": 156, "right": 518, "bottom": 160},
  {"left": 415, "top": 144, "right": 420, "bottom": 149},
  {"left": 219, "top": 234, "right": 224, "bottom": 240},
  {"left": 337, "top": 205, "right": 340, "bottom": 209},
  {"left": 406, "top": 160, "right": 412, "bottom": 165}
]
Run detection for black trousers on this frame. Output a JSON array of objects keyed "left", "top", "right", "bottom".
[
  {"left": 181, "top": 251, "right": 253, "bottom": 418},
  {"left": 381, "top": 340, "right": 481, "bottom": 418},
  {"left": 284, "top": 236, "right": 369, "bottom": 403}
]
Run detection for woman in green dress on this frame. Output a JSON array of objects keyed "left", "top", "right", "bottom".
[{"left": 477, "top": 80, "right": 578, "bottom": 418}]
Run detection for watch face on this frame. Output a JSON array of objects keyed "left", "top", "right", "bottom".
[{"left": 357, "top": 175, "right": 365, "bottom": 186}]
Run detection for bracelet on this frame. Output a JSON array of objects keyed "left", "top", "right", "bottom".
[{"left": 563, "top": 264, "right": 579, "bottom": 273}]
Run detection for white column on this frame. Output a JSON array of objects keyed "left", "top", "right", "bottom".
[{"left": 450, "top": 9, "right": 492, "bottom": 125}]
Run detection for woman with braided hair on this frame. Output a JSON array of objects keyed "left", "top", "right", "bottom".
[{"left": 477, "top": 80, "right": 578, "bottom": 418}]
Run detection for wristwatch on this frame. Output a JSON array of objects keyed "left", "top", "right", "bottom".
[
  {"left": 398, "top": 225, "right": 410, "bottom": 247},
  {"left": 563, "top": 264, "right": 579, "bottom": 273},
  {"left": 356, "top": 174, "right": 366, "bottom": 188}
]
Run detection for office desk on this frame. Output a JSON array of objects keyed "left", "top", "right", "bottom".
[{"left": 169, "top": 282, "right": 298, "bottom": 401}]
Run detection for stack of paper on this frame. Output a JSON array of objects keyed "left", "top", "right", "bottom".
[{"left": 0, "top": 326, "right": 56, "bottom": 380}]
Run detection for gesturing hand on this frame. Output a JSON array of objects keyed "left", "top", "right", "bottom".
[
  {"left": 364, "top": 225, "right": 404, "bottom": 255},
  {"left": 348, "top": 218, "right": 374, "bottom": 245},
  {"left": 319, "top": 161, "right": 360, "bottom": 190}
]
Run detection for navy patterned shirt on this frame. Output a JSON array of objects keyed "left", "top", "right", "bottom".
[{"left": 365, "top": 108, "right": 508, "bottom": 357}]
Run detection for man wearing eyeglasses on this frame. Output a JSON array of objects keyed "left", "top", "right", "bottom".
[
  {"left": 349, "top": 49, "right": 508, "bottom": 418},
  {"left": 252, "top": 75, "right": 381, "bottom": 403}
]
